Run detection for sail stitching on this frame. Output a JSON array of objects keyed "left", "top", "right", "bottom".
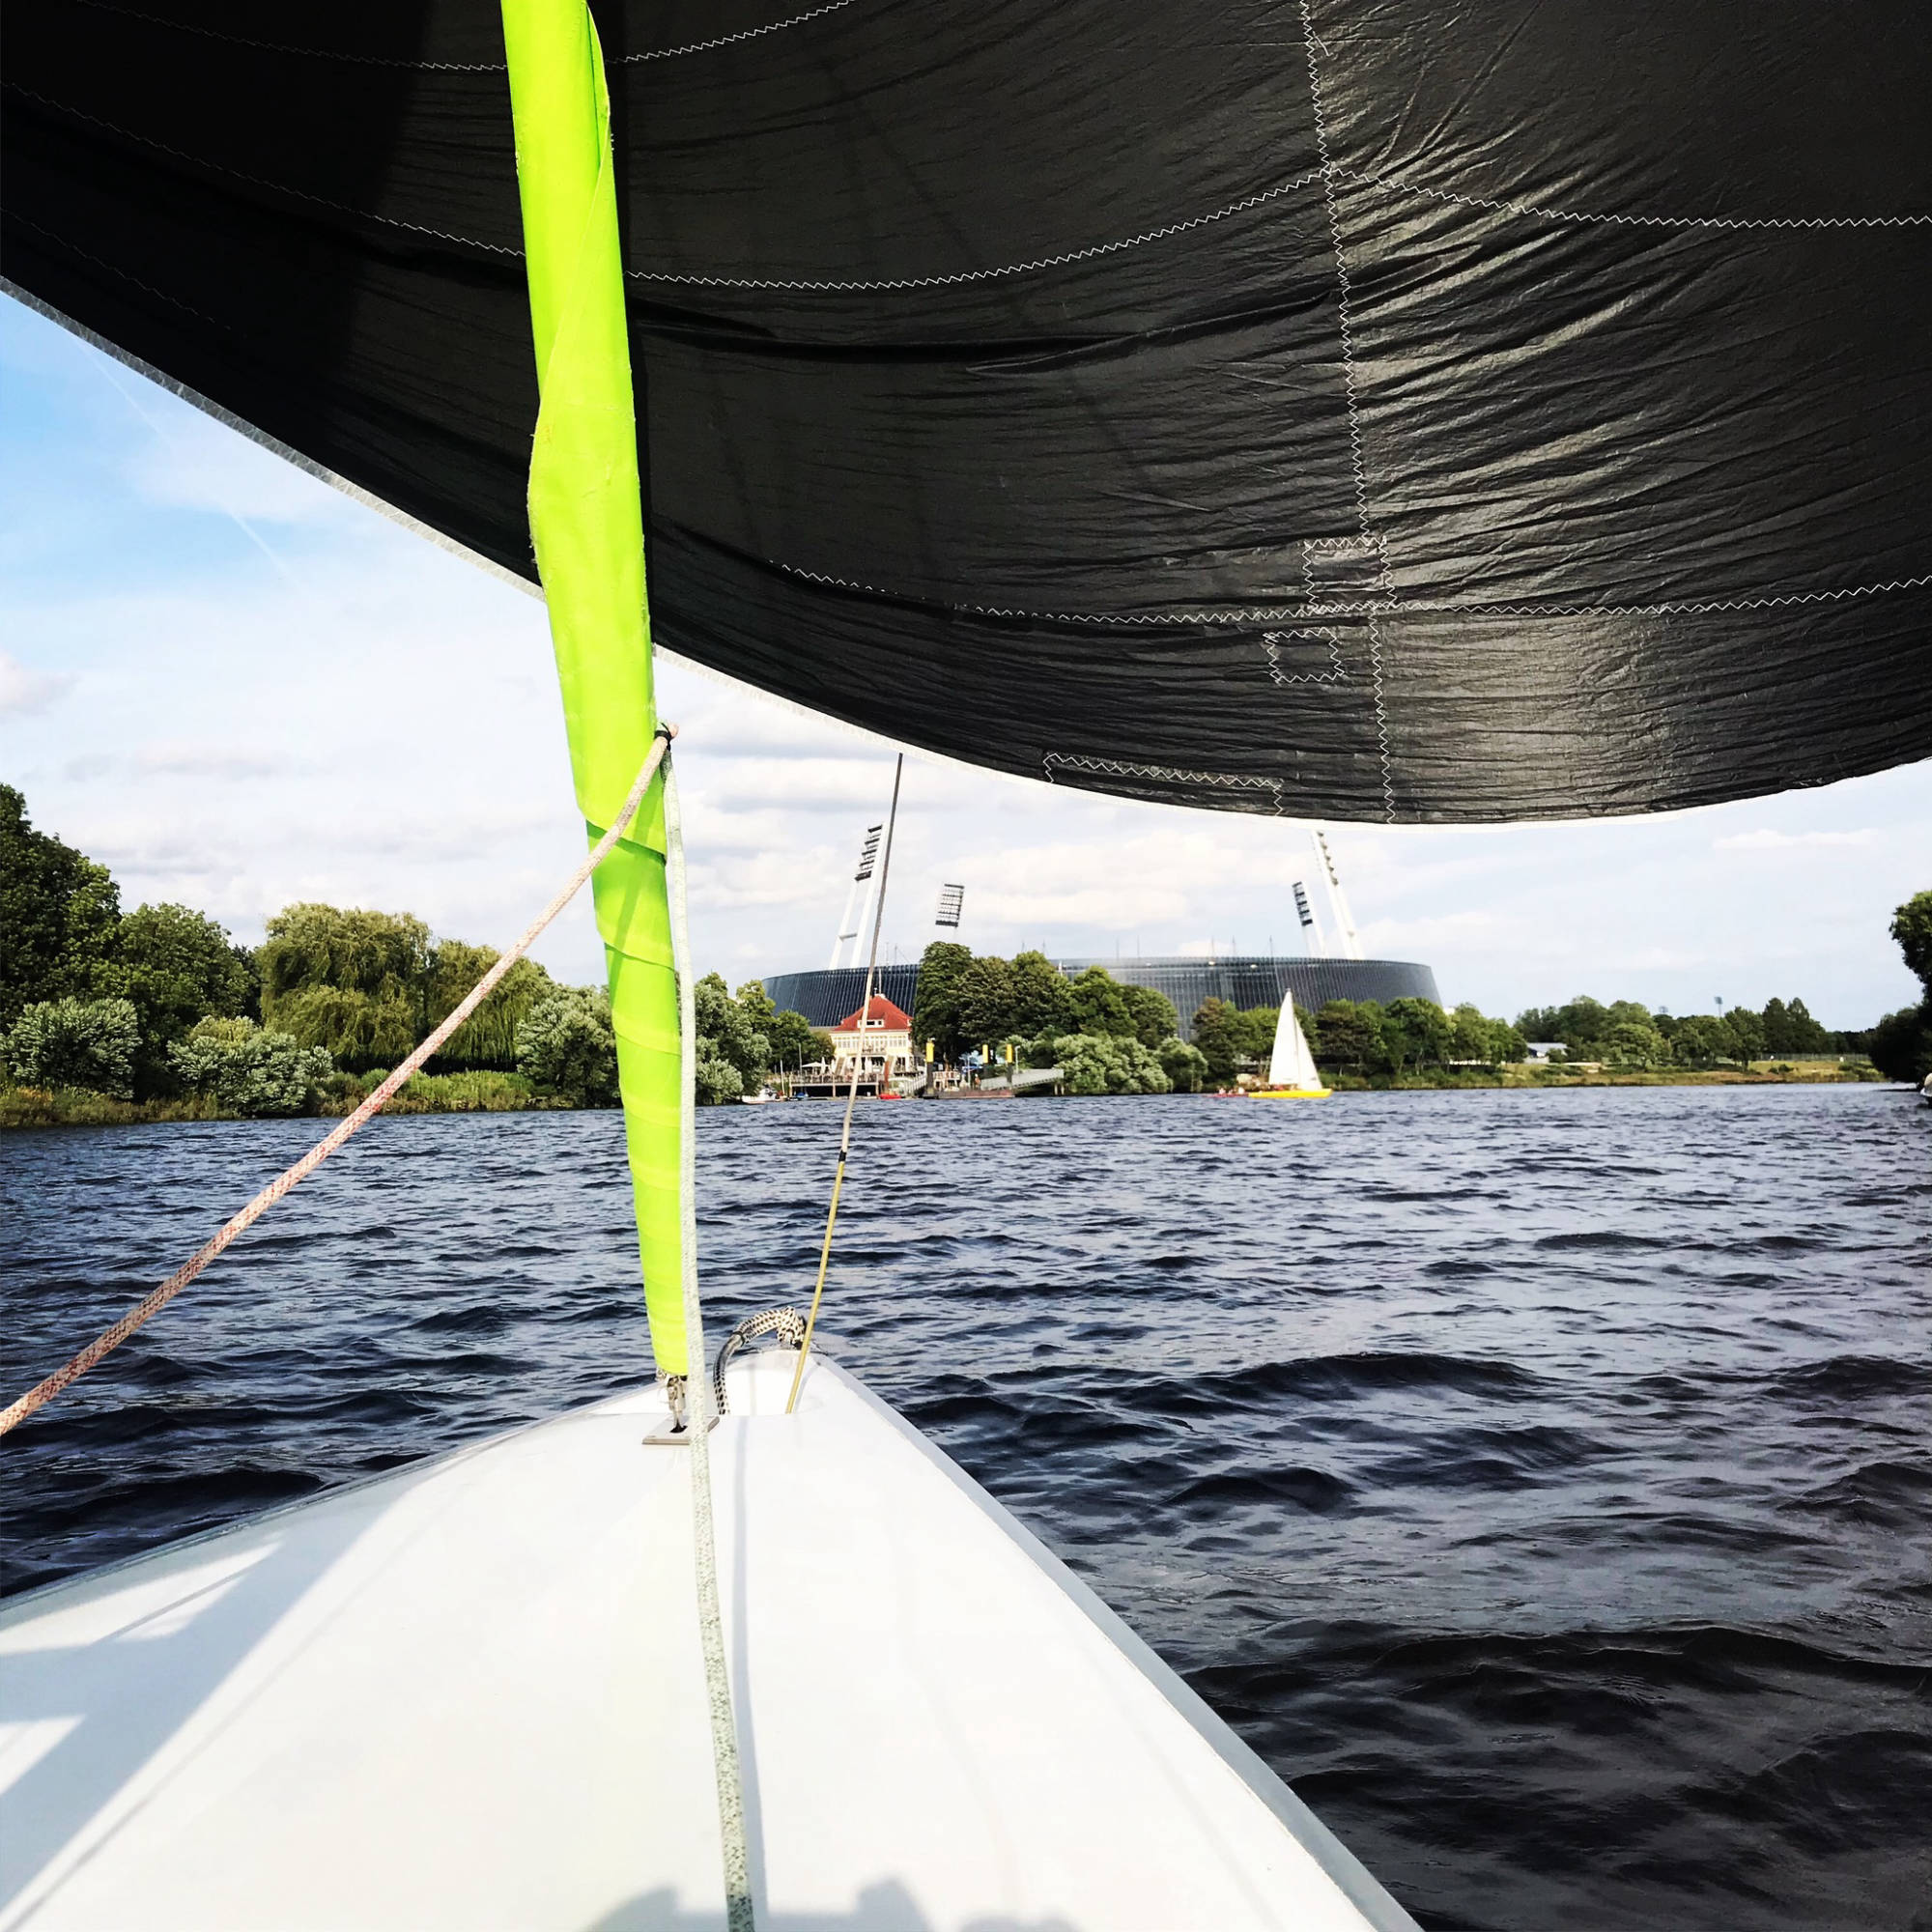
[
  {"left": 44, "top": 0, "right": 860, "bottom": 71},
  {"left": 1332, "top": 162, "right": 1932, "bottom": 232},
  {"left": 622, "top": 174, "right": 1323, "bottom": 289},
  {"left": 1042, "top": 754, "right": 1286, "bottom": 813},
  {"left": 771, "top": 556, "right": 1932, "bottom": 623},
  {"left": 20, "top": 82, "right": 1919, "bottom": 296},
  {"left": 1, "top": 209, "right": 228, "bottom": 327},
  {"left": 4, "top": 85, "right": 522, "bottom": 257},
  {"left": 619, "top": 0, "right": 862, "bottom": 64},
  {"left": 1295, "top": 0, "right": 1397, "bottom": 825},
  {"left": 32, "top": 0, "right": 1932, "bottom": 244},
  {"left": 1264, "top": 629, "right": 1349, "bottom": 684}
]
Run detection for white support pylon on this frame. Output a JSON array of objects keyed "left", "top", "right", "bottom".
[
  {"left": 828, "top": 824, "right": 883, "bottom": 969},
  {"left": 1313, "top": 831, "right": 1365, "bottom": 960}
]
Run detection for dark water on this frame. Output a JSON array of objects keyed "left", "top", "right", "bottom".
[{"left": 5, "top": 1087, "right": 1929, "bottom": 1929}]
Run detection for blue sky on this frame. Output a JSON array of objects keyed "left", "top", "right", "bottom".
[{"left": 3, "top": 295, "right": 1926, "bottom": 1028}]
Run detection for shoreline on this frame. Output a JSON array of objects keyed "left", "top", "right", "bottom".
[{"left": 2, "top": 1061, "right": 1891, "bottom": 1128}]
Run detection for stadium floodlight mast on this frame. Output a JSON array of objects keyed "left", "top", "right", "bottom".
[
  {"left": 828, "top": 824, "right": 884, "bottom": 969},
  {"left": 935, "top": 883, "right": 965, "bottom": 930},
  {"left": 1292, "top": 879, "right": 1326, "bottom": 955},
  {"left": 1312, "top": 831, "right": 1365, "bottom": 960}
]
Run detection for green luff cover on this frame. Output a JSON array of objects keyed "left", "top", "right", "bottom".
[{"left": 500, "top": 0, "right": 684, "bottom": 1374}]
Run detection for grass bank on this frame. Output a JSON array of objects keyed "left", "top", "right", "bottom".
[{"left": 2, "top": 1071, "right": 583, "bottom": 1128}]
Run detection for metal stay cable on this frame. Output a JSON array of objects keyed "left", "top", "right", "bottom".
[
  {"left": 661, "top": 749, "right": 757, "bottom": 1932},
  {"left": 0, "top": 729, "right": 674, "bottom": 1440},
  {"left": 784, "top": 753, "right": 905, "bottom": 1415}
]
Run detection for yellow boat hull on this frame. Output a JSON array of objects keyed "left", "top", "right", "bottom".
[{"left": 1248, "top": 1087, "right": 1332, "bottom": 1099}]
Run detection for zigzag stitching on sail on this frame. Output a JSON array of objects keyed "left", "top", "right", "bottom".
[
  {"left": 1264, "top": 630, "right": 1350, "bottom": 684},
  {"left": 773, "top": 558, "right": 1932, "bottom": 622},
  {"left": 2, "top": 209, "right": 226, "bottom": 327},
  {"left": 44, "top": 0, "right": 861, "bottom": 71},
  {"left": 20, "top": 78, "right": 1922, "bottom": 296},
  {"left": 5, "top": 85, "right": 521, "bottom": 256},
  {"left": 1332, "top": 162, "right": 1932, "bottom": 231},
  {"left": 1042, "top": 754, "right": 1286, "bottom": 813},
  {"left": 619, "top": 0, "right": 862, "bottom": 63},
  {"left": 623, "top": 175, "right": 1323, "bottom": 290},
  {"left": 1296, "top": 0, "right": 1396, "bottom": 824}
]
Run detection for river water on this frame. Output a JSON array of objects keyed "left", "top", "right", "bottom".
[{"left": 4, "top": 1086, "right": 1928, "bottom": 1929}]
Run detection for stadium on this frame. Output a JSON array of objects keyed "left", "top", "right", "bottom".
[
  {"left": 762, "top": 955, "right": 1439, "bottom": 1042},
  {"left": 761, "top": 824, "right": 1437, "bottom": 1042}
]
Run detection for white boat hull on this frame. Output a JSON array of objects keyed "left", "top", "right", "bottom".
[{"left": 0, "top": 1350, "right": 1413, "bottom": 1930}]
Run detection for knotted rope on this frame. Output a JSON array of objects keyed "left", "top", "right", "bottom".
[{"left": 0, "top": 729, "right": 674, "bottom": 1439}]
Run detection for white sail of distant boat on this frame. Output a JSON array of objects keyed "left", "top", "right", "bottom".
[{"left": 1264, "top": 992, "right": 1328, "bottom": 1095}]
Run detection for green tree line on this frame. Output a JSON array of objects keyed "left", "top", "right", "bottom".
[
  {"left": 912, "top": 942, "right": 1208, "bottom": 1093},
  {"left": 1868, "top": 891, "right": 1932, "bottom": 1083},
  {"left": 1, "top": 786, "right": 825, "bottom": 1118},
  {"left": 1191, "top": 995, "right": 1526, "bottom": 1086},
  {"left": 1513, "top": 993, "right": 1853, "bottom": 1068}
]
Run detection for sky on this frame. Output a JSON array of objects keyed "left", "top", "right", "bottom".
[{"left": 3, "top": 295, "right": 1926, "bottom": 1030}]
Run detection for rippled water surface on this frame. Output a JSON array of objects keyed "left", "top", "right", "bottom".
[{"left": 6, "top": 1086, "right": 1930, "bottom": 1929}]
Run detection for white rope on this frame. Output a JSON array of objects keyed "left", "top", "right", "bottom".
[{"left": 662, "top": 751, "right": 757, "bottom": 1932}]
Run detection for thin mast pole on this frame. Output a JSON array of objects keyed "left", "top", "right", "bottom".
[{"left": 786, "top": 755, "right": 904, "bottom": 1414}]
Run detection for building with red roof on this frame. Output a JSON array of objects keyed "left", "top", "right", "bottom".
[{"left": 828, "top": 994, "right": 918, "bottom": 1082}]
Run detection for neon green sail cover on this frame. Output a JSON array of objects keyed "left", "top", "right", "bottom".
[{"left": 500, "top": 0, "right": 685, "bottom": 1375}]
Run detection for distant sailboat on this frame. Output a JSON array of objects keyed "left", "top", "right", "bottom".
[{"left": 1253, "top": 993, "right": 1331, "bottom": 1099}]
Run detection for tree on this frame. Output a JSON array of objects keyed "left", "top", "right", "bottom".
[
  {"left": 424, "top": 942, "right": 554, "bottom": 1071},
  {"left": 1120, "top": 982, "right": 1179, "bottom": 1048},
  {"left": 1064, "top": 965, "right": 1133, "bottom": 1037},
  {"left": 1446, "top": 1002, "right": 1527, "bottom": 1064},
  {"left": 1892, "top": 891, "right": 1932, "bottom": 993},
  {"left": 4, "top": 996, "right": 140, "bottom": 1097},
  {"left": 954, "top": 954, "right": 1017, "bottom": 1052},
  {"left": 259, "top": 904, "right": 432, "bottom": 1071},
  {"left": 516, "top": 988, "right": 619, "bottom": 1106},
  {"left": 1778, "top": 998, "right": 1833, "bottom": 1055},
  {"left": 1190, "top": 997, "right": 1243, "bottom": 1085},
  {"left": 696, "top": 1052, "right": 744, "bottom": 1105},
  {"left": 1668, "top": 1014, "right": 1734, "bottom": 1067},
  {"left": 168, "top": 1016, "right": 331, "bottom": 1116},
  {"left": 912, "top": 942, "right": 973, "bottom": 1061},
  {"left": 1516, "top": 996, "right": 1613, "bottom": 1056},
  {"left": 1309, "top": 999, "right": 1388, "bottom": 1075},
  {"left": 1051, "top": 1033, "right": 1171, "bottom": 1094},
  {"left": 1866, "top": 891, "right": 1932, "bottom": 1083},
  {"left": 1724, "top": 1007, "right": 1766, "bottom": 1066},
  {"left": 113, "top": 902, "right": 258, "bottom": 1094},
  {"left": 695, "top": 974, "right": 768, "bottom": 1087},
  {"left": 1605, "top": 1018, "right": 1670, "bottom": 1068},
  {"left": 765, "top": 1007, "right": 833, "bottom": 1072},
  {"left": 1157, "top": 1037, "right": 1209, "bottom": 1092},
  {"left": 734, "top": 979, "right": 780, "bottom": 1030},
  {"left": 1868, "top": 1005, "right": 1932, "bottom": 1083},
  {"left": 1380, "top": 997, "right": 1454, "bottom": 1074},
  {"left": 1008, "top": 952, "right": 1077, "bottom": 1039},
  {"left": 0, "top": 784, "right": 122, "bottom": 1027},
  {"left": 1231, "top": 1005, "right": 1279, "bottom": 1065}
]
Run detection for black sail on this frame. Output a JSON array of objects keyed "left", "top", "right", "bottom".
[{"left": 4, "top": 1, "right": 1928, "bottom": 822}]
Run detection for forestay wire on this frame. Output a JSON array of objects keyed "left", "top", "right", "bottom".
[
  {"left": 0, "top": 729, "right": 674, "bottom": 1440},
  {"left": 661, "top": 748, "right": 758, "bottom": 1930}
]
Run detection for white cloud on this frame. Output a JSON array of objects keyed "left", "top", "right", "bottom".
[
  {"left": 1715, "top": 828, "right": 1877, "bottom": 851},
  {"left": 0, "top": 651, "right": 73, "bottom": 718}
]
